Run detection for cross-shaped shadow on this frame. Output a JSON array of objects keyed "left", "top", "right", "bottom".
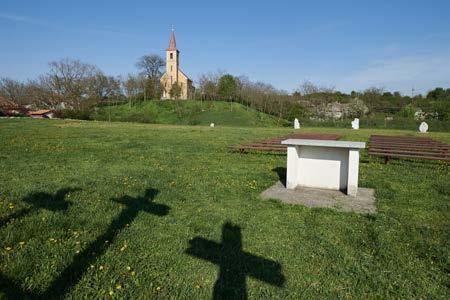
[
  {"left": 0, "top": 188, "right": 169, "bottom": 299},
  {"left": 0, "top": 188, "right": 78, "bottom": 228},
  {"left": 185, "top": 222, "right": 285, "bottom": 299}
]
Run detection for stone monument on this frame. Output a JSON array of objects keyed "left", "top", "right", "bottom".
[
  {"left": 351, "top": 118, "right": 359, "bottom": 130},
  {"left": 294, "top": 118, "right": 300, "bottom": 129}
]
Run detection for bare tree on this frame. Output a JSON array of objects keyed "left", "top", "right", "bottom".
[
  {"left": 136, "top": 55, "right": 165, "bottom": 79},
  {"left": 46, "top": 58, "right": 99, "bottom": 108},
  {"left": 122, "top": 74, "right": 145, "bottom": 107},
  {"left": 0, "top": 78, "right": 26, "bottom": 104},
  {"left": 87, "top": 72, "right": 122, "bottom": 101}
]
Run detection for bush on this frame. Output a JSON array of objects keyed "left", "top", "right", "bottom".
[
  {"left": 125, "top": 113, "right": 153, "bottom": 123},
  {"left": 56, "top": 109, "right": 92, "bottom": 120}
]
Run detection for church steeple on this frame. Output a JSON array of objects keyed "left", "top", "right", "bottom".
[
  {"left": 168, "top": 29, "right": 177, "bottom": 50},
  {"left": 165, "top": 28, "right": 179, "bottom": 86}
]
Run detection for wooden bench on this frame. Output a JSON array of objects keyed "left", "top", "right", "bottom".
[
  {"left": 232, "top": 133, "right": 341, "bottom": 153},
  {"left": 368, "top": 135, "right": 449, "bottom": 163}
]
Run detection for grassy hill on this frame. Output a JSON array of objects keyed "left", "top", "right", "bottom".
[
  {"left": 91, "top": 100, "right": 285, "bottom": 127},
  {"left": 0, "top": 118, "right": 449, "bottom": 298}
]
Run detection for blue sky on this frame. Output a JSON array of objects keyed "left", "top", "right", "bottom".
[{"left": 1, "top": 0, "right": 449, "bottom": 95}]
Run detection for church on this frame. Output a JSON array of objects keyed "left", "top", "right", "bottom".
[{"left": 160, "top": 30, "right": 194, "bottom": 100}]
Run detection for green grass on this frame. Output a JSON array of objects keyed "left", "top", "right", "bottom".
[
  {"left": 0, "top": 118, "right": 449, "bottom": 299},
  {"left": 92, "top": 100, "right": 284, "bottom": 127}
]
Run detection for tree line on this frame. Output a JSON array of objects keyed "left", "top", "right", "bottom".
[
  {"left": 1, "top": 56, "right": 449, "bottom": 122},
  {"left": 0, "top": 55, "right": 166, "bottom": 110}
]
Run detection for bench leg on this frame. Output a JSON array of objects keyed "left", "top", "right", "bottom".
[{"left": 384, "top": 156, "right": 390, "bottom": 164}]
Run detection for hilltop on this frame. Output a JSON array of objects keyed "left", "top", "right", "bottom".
[{"left": 87, "top": 100, "right": 286, "bottom": 127}]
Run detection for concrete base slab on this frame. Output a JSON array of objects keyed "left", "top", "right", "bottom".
[{"left": 261, "top": 181, "right": 376, "bottom": 214}]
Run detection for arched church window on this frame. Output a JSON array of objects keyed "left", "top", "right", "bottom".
[{"left": 170, "top": 53, "right": 173, "bottom": 59}]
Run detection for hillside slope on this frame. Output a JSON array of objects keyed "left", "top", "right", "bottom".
[{"left": 92, "top": 100, "right": 285, "bottom": 127}]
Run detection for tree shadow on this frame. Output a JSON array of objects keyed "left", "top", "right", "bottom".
[
  {"left": 0, "top": 188, "right": 169, "bottom": 299},
  {"left": 272, "top": 167, "right": 286, "bottom": 187},
  {"left": 0, "top": 188, "right": 79, "bottom": 228},
  {"left": 185, "top": 222, "right": 285, "bottom": 299}
]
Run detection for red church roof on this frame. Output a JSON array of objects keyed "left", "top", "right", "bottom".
[{"left": 168, "top": 30, "right": 177, "bottom": 50}]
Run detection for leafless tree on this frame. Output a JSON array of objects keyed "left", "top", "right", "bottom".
[
  {"left": 0, "top": 78, "right": 26, "bottom": 104},
  {"left": 46, "top": 58, "right": 99, "bottom": 108},
  {"left": 87, "top": 72, "right": 122, "bottom": 101},
  {"left": 122, "top": 74, "right": 145, "bottom": 107},
  {"left": 136, "top": 55, "right": 165, "bottom": 79}
]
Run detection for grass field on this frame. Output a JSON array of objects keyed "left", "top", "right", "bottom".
[
  {"left": 0, "top": 118, "right": 449, "bottom": 299},
  {"left": 91, "top": 100, "right": 283, "bottom": 127}
]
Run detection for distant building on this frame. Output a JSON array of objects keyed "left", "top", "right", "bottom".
[
  {"left": 28, "top": 109, "right": 54, "bottom": 119},
  {"left": 160, "top": 30, "right": 194, "bottom": 100}
]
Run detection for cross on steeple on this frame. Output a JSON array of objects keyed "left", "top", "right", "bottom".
[{"left": 185, "top": 222, "right": 285, "bottom": 299}]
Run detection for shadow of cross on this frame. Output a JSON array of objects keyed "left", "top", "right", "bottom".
[
  {"left": 0, "top": 188, "right": 78, "bottom": 228},
  {"left": 185, "top": 222, "right": 285, "bottom": 299},
  {"left": 36, "top": 188, "right": 170, "bottom": 299}
]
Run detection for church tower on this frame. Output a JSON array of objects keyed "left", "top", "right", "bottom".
[
  {"left": 166, "top": 30, "right": 179, "bottom": 85},
  {"left": 160, "top": 29, "right": 194, "bottom": 99}
]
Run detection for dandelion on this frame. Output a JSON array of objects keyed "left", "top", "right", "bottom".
[
  {"left": 5, "top": 247, "right": 12, "bottom": 251},
  {"left": 109, "top": 290, "right": 114, "bottom": 296},
  {"left": 116, "top": 284, "right": 122, "bottom": 290},
  {"left": 90, "top": 264, "right": 94, "bottom": 269},
  {"left": 130, "top": 271, "right": 136, "bottom": 276},
  {"left": 156, "top": 286, "right": 161, "bottom": 291},
  {"left": 120, "top": 244, "right": 128, "bottom": 252},
  {"left": 126, "top": 266, "right": 131, "bottom": 271},
  {"left": 75, "top": 250, "right": 80, "bottom": 254},
  {"left": 19, "top": 241, "right": 25, "bottom": 246},
  {"left": 99, "top": 265, "right": 104, "bottom": 271}
]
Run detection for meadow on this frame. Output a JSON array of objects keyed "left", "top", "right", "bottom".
[{"left": 0, "top": 118, "right": 449, "bottom": 299}]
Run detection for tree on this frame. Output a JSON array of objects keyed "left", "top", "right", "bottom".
[
  {"left": 46, "top": 58, "right": 99, "bottom": 108},
  {"left": 123, "top": 74, "right": 146, "bottom": 107},
  {"left": 426, "top": 87, "right": 447, "bottom": 100},
  {"left": 0, "top": 78, "right": 26, "bottom": 104},
  {"left": 135, "top": 54, "right": 164, "bottom": 100},
  {"left": 86, "top": 72, "right": 122, "bottom": 101},
  {"left": 217, "top": 74, "right": 238, "bottom": 101},
  {"left": 136, "top": 55, "right": 165, "bottom": 79},
  {"left": 169, "top": 82, "right": 181, "bottom": 100},
  {"left": 197, "top": 71, "right": 223, "bottom": 100}
]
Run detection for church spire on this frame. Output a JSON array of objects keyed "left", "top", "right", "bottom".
[{"left": 168, "top": 28, "right": 177, "bottom": 50}]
